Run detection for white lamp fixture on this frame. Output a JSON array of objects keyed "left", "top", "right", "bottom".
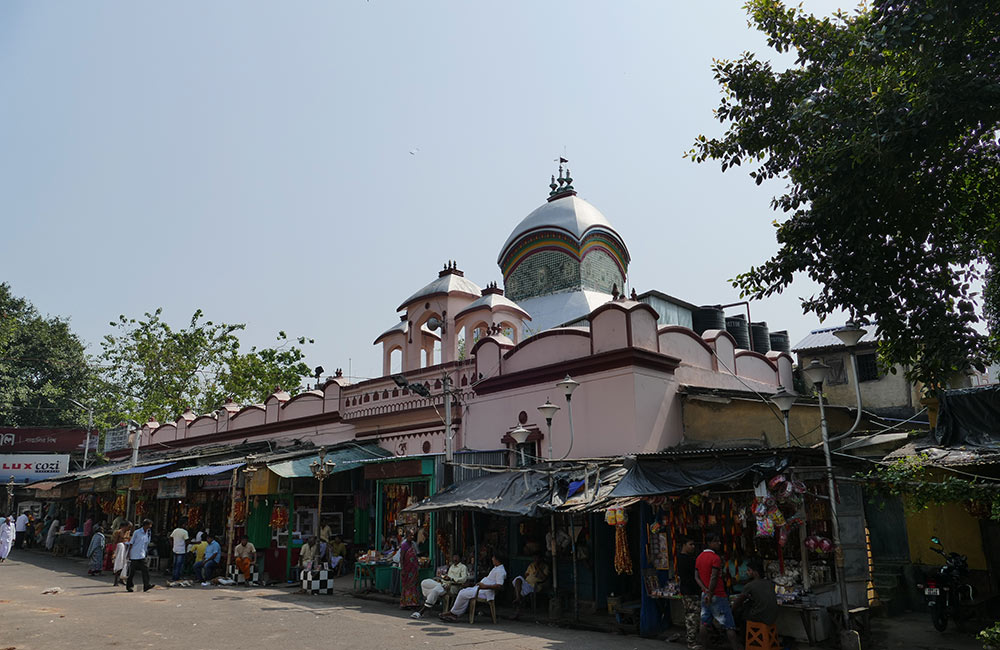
[
  {"left": 557, "top": 375, "right": 580, "bottom": 398},
  {"left": 802, "top": 359, "right": 831, "bottom": 387},
  {"left": 509, "top": 424, "right": 531, "bottom": 445},
  {"left": 771, "top": 386, "right": 798, "bottom": 414},
  {"left": 537, "top": 399, "right": 561, "bottom": 422},
  {"left": 833, "top": 321, "right": 867, "bottom": 348}
]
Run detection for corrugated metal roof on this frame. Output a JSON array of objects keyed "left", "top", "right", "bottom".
[
  {"left": 111, "top": 462, "right": 175, "bottom": 476},
  {"left": 267, "top": 443, "right": 391, "bottom": 478},
  {"left": 150, "top": 463, "right": 244, "bottom": 480},
  {"left": 791, "top": 326, "right": 878, "bottom": 352}
]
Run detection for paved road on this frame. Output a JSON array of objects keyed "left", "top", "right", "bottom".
[
  {"left": 0, "top": 551, "right": 663, "bottom": 650},
  {"left": 1, "top": 550, "right": 986, "bottom": 650}
]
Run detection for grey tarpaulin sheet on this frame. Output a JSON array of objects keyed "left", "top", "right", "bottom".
[
  {"left": 936, "top": 385, "right": 1000, "bottom": 448},
  {"left": 403, "top": 469, "right": 553, "bottom": 517},
  {"left": 609, "top": 454, "right": 788, "bottom": 498}
]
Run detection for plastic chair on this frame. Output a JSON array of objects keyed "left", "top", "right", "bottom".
[
  {"left": 745, "top": 620, "right": 780, "bottom": 650},
  {"left": 469, "top": 586, "right": 498, "bottom": 624}
]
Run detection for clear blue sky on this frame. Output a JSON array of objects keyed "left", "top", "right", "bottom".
[{"left": 0, "top": 0, "right": 850, "bottom": 385}]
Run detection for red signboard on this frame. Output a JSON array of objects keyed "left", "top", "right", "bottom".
[{"left": 0, "top": 427, "right": 96, "bottom": 453}]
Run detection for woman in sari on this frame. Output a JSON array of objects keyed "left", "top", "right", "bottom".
[
  {"left": 86, "top": 525, "right": 106, "bottom": 575},
  {"left": 112, "top": 521, "right": 133, "bottom": 587},
  {"left": 399, "top": 530, "right": 420, "bottom": 609},
  {"left": 44, "top": 516, "right": 60, "bottom": 551}
]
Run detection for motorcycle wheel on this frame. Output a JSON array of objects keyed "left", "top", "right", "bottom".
[{"left": 932, "top": 609, "right": 948, "bottom": 632}]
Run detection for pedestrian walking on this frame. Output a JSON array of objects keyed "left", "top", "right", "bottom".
[
  {"left": 86, "top": 526, "right": 106, "bottom": 575},
  {"left": 14, "top": 512, "right": 28, "bottom": 549},
  {"left": 125, "top": 518, "right": 154, "bottom": 592},
  {"left": 112, "top": 521, "right": 133, "bottom": 586},
  {"left": 675, "top": 537, "right": 702, "bottom": 649},
  {"left": 0, "top": 515, "right": 15, "bottom": 562},
  {"left": 695, "top": 534, "right": 741, "bottom": 650}
]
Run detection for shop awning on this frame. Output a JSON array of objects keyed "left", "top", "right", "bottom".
[
  {"left": 150, "top": 463, "right": 244, "bottom": 480},
  {"left": 111, "top": 462, "right": 175, "bottom": 476},
  {"left": 27, "top": 480, "right": 70, "bottom": 491},
  {"left": 405, "top": 469, "right": 552, "bottom": 517},
  {"left": 266, "top": 443, "right": 392, "bottom": 478},
  {"left": 609, "top": 453, "right": 788, "bottom": 498}
]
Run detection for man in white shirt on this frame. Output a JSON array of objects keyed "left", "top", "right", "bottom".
[
  {"left": 440, "top": 554, "right": 506, "bottom": 621},
  {"left": 411, "top": 554, "right": 470, "bottom": 619},
  {"left": 126, "top": 518, "right": 154, "bottom": 592},
  {"left": 14, "top": 512, "right": 29, "bottom": 550},
  {"left": 169, "top": 519, "right": 190, "bottom": 581}
]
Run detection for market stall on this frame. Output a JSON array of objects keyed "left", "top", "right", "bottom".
[{"left": 609, "top": 448, "right": 871, "bottom": 641}]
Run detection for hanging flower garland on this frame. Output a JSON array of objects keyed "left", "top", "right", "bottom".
[
  {"left": 187, "top": 506, "right": 201, "bottom": 529},
  {"left": 232, "top": 501, "right": 247, "bottom": 525},
  {"left": 605, "top": 506, "right": 632, "bottom": 575}
]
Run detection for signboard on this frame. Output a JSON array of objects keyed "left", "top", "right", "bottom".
[
  {"left": 94, "top": 476, "right": 113, "bottom": 493},
  {"left": 0, "top": 454, "right": 71, "bottom": 484},
  {"left": 78, "top": 478, "right": 95, "bottom": 493},
  {"left": 102, "top": 424, "right": 131, "bottom": 453},
  {"left": 0, "top": 428, "right": 94, "bottom": 453},
  {"left": 197, "top": 475, "right": 232, "bottom": 491},
  {"left": 157, "top": 478, "right": 188, "bottom": 500}
]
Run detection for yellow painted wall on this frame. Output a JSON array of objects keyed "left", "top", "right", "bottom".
[
  {"left": 682, "top": 396, "right": 869, "bottom": 448},
  {"left": 904, "top": 501, "right": 987, "bottom": 571}
]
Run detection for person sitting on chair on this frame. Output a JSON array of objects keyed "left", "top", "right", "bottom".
[
  {"left": 328, "top": 535, "right": 347, "bottom": 575},
  {"left": 439, "top": 554, "right": 506, "bottom": 622},
  {"left": 511, "top": 554, "right": 550, "bottom": 616},
  {"left": 234, "top": 535, "right": 257, "bottom": 584},
  {"left": 411, "top": 553, "right": 469, "bottom": 619},
  {"left": 733, "top": 558, "right": 778, "bottom": 630}
]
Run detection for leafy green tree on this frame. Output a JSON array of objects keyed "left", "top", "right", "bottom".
[
  {"left": 690, "top": 1, "right": 1000, "bottom": 386},
  {"left": 0, "top": 283, "right": 94, "bottom": 427},
  {"left": 98, "top": 308, "right": 312, "bottom": 427}
]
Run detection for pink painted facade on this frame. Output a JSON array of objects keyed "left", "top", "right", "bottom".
[{"left": 127, "top": 177, "right": 795, "bottom": 462}]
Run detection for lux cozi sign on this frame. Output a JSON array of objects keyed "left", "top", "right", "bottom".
[{"left": 0, "top": 454, "right": 71, "bottom": 483}]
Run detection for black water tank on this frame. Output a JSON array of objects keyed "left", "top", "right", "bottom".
[
  {"left": 693, "top": 305, "right": 726, "bottom": 335},
  {"left": 725, "top": 315, "right": 751, "bottom": 350},
  {"left": 769, "top": 330, "right": 791, "bottom": 353},
  {"left": 751, "top": 321, "right": 771, "bottom": 354}
]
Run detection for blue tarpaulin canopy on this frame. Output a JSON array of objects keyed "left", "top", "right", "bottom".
[{"left": 111, "top": 462, "right": 175, "bottom": 476}]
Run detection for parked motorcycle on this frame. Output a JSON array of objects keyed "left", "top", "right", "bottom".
[{"left": 917, "top": 536, "right": 974, "bottom": 632}]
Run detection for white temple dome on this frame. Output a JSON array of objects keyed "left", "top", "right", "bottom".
[{"left": 497, "top": 194, "right": 623, "bottom": 264}]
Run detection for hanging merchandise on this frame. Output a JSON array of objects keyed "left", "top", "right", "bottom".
[
  {"left": 270, "top": 504, "right": 289, "bottom": 529},
  {"left": 615, "top": 526, "right": 633, "bottom": 575},
  {"left": 187, "top": 506, "right": 202, "bottom": 528},
  {"left": 232, "top": 501, "right": 247, "bottom": 525}
]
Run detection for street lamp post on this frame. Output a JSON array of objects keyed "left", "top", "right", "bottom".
[
  {"left": 802, "top": 359, "right": 852, "bottom": 634},
  {"left": 537, "top": 398, "right": 561, "bottom": 617},
  {"left": 6, "top": 475, "right": 14, "bottom": 514},
  {"left": 770, "top": 386, "right": 798, "bottom": 446},
  {"left": 67, "top": 399, "right": 94, "bottom": 469},
  {"left": 310, "top": 448, "right": 336, "bottom": 536}
]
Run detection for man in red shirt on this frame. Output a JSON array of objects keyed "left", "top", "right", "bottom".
[{"left": 694, "top": 534, "right": 741, "bottom": 650}]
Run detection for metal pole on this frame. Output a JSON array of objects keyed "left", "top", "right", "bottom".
[
  {"left": 570, "top": 516, "right": 578, "bottom": 621},
  {"left": 83, "top": 406, "right": 93, "bottom": 469},
  {"left": 817, "top": 389, "right": 852, "bottom": 630},
  {"left": 226, "top": 466, "right": 238, "bottom": 569},
  {"left": 545, "top": 417, "right": 559, "bottom": 617},
  {"left": 317, "top": 476, "right": 324, "bottom": 530},
  {"left": 443, "top": 374, "right": 453, "bottom": 487},
  {"left": 783, "top": 412, "right": 791, "bottom": 446}
]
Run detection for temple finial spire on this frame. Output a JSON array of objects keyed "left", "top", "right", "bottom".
[{"left": 546, "top": 157, "right": 577, "bottom": 202}]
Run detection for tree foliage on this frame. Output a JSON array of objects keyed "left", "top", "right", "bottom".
[
  {"left": 690, "top": 1, "right": 1000, "bottom": 386},
  {"left": 97, "top": 308, "right": 312, "bottom": 427},
  {"left": 0, "top": 283, "right": 94, "bottom": 427}
]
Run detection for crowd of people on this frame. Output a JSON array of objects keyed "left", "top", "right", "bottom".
[{"left": 2, "top": 509, "right": 779, "bottom": 646}]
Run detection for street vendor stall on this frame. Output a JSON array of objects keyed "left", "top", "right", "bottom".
[{"left": 608, "top": 448, "right": 871, "bottom": 642}]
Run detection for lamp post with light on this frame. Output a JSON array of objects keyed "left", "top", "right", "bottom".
[
  {"left": 310, "top": 447, "right": 336, "bottom": 537},
  {"left": 6, "top": 475, "right": 14, "bottom": 515},
  {"left": 802, "top": 358, "right": 852, "bottom": 633},
  {"left": 770, "top": 386, "right": 798, "bottom": 446}
]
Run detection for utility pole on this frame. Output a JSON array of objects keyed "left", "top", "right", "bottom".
[
  {"left": 68, "top": 399, "right": 94, "bottom": 469},
  {"left": 443, "top": 373, "right": 453, "bottom": 487}
]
